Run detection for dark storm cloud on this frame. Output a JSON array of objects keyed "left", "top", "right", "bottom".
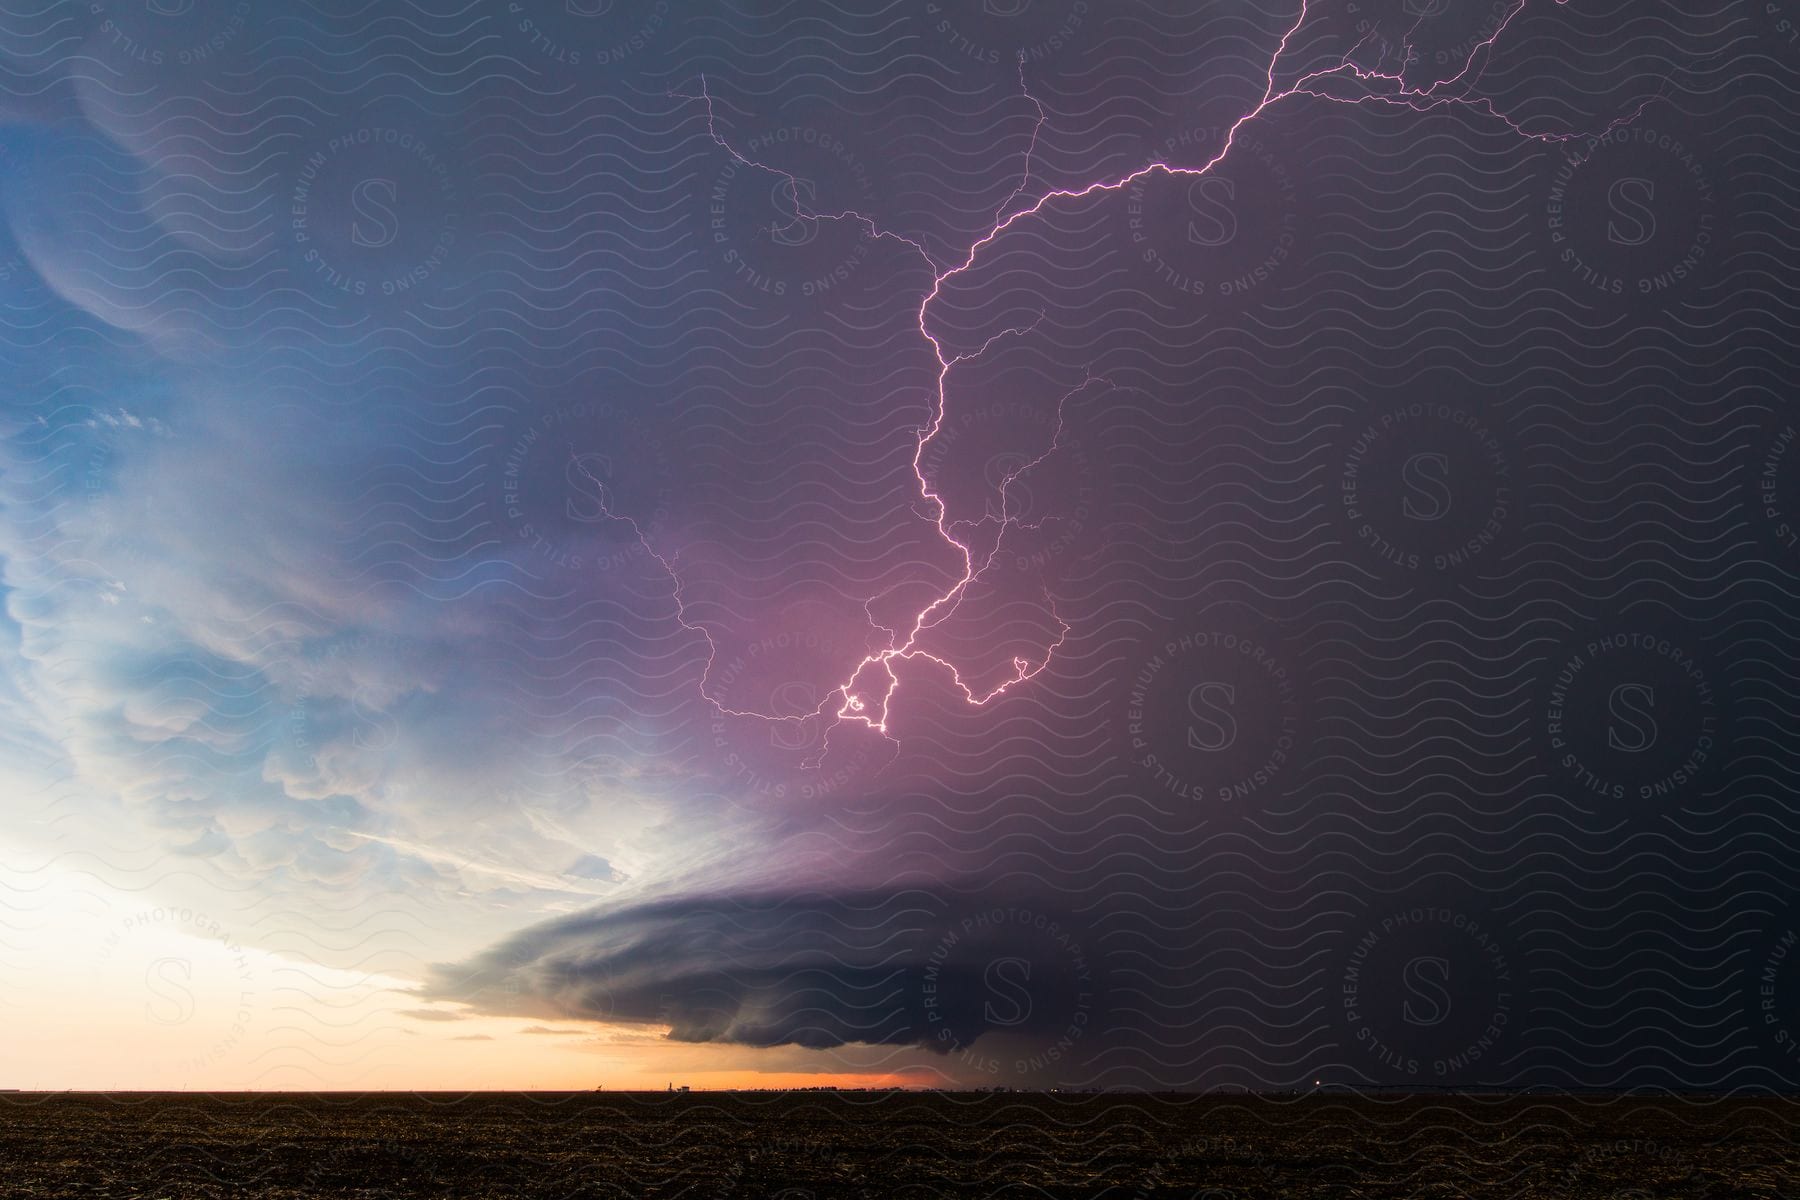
[
  {"left": 4, "top": 0, "right": 1799, "bottom": 1096},
  {"left": 427, "top": 888, "right": 1101, "bottom": 1057}
]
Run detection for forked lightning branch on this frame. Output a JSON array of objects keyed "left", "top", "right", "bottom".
[{"left": 580, "top": 0, "right": 1649, "bottom": 758}]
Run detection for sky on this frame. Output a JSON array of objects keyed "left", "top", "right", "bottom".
[{"left": 2, "top": 0, "right": 1799, "bottom": 1092}]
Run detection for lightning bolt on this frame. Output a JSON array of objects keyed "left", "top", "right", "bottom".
[{"left": 577, "top": 0, "right": 1649, "bottom": 762}]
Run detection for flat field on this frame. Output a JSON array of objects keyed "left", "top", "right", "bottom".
[{"left": 0, "top": 1090, "right": 1795, "bottom": 1198}]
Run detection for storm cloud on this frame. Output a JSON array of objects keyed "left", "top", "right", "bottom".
[
  {"left": 3, "top": 0, "right": 1798, "bottom": 1095},
  {"left": 427, "top": 889, "right": 1103, "bottom": 1064}
]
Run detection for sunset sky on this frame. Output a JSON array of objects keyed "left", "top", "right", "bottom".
[{"left": 4, "top": 0, "right": 1798, "bottom": 1094}]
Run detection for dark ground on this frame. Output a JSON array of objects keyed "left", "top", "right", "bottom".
[{"left": 1, "top": 1090, "right": 1796, "bottom": 1198}]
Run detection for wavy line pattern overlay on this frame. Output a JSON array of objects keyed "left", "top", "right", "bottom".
[{"left": 1, "top": 0, "right": 1799, "bottom": 1192}]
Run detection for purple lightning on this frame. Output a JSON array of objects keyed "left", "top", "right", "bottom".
[{"left": 579, "top": 0, "right": 1647, "bottom": 758}]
